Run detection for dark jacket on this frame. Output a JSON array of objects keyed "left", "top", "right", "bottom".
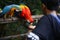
[{"left": 27, "top": 14, "right": 60, "bottom": 40}]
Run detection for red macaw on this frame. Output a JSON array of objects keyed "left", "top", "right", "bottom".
[{"left": 19, "top": 4, "right": 34, "bottom": 23}]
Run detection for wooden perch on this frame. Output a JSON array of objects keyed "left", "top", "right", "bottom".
[
  {"left": 0, "top": 15, "right": 43, "bottom": 24},
  {"left": 0, "top": 17, "right": 19, "bottom": 24},
  {"left": 0, "top": 14, "right": 60, "bottom": 24},
  {"left": 0, "top": 33, "right": 27, "bottom": 40}
]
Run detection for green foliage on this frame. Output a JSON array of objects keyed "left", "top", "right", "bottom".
[
  {"left": 25, "top": 0, "right": 42, "bottom": 15},
  {"left": 0, "top": 0, "right": 42, "bottom": 15},
  {"left": 0, "top": 21, "right": 28, "bottom": 40},
  {"left": 32, "top": 9, "right": 42, "bottom": 15},
  {"left": 57, "top": 9, "right": 60, "bottom": 13},
  {"left": 0, "top": 0, "right": 20, "bottom": 9}
]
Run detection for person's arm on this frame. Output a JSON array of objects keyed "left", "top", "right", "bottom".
[{"left": 27, "top": 16, "right": 52, "bottom": 40}]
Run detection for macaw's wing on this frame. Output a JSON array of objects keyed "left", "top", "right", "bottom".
[
  {"left": 1, "top": 4, "right": 22, "bottom": 16},
  {"left": 0, "top": 6, "right": 12, "bottom": 17},
  {"left": 2, "top": 4, "right": 20, "bottom": 14},
  {"left": 2, "top": 6, "right": 12, "bottom": 15}
]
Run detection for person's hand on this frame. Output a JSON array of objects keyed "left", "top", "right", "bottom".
[
  {"left": 28, "top": 24, "right": 36, "bottom": 30},
  {"left": 28, "top": 25, "right": 36, "bottom": 32}
]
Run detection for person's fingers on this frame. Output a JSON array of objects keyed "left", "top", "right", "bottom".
[{"left": 29, "top": 25, "right": 36, "bottom": 29}]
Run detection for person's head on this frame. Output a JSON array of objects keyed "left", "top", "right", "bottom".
[{"left": 41, "top": 0, "right": 60, "bottom": 14}]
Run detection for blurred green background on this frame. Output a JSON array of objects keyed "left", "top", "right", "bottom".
[{"left": 0, "top": 0, "right": 42, "bottom": 15}]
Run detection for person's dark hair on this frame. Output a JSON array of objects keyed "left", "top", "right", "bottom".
[{"left": 41, "top": 0, "right": 60, "bottom": 10}]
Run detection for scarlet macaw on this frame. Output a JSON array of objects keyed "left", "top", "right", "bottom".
[{"left": 19, "top": 4, "right": 34, "bottom": 23}]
